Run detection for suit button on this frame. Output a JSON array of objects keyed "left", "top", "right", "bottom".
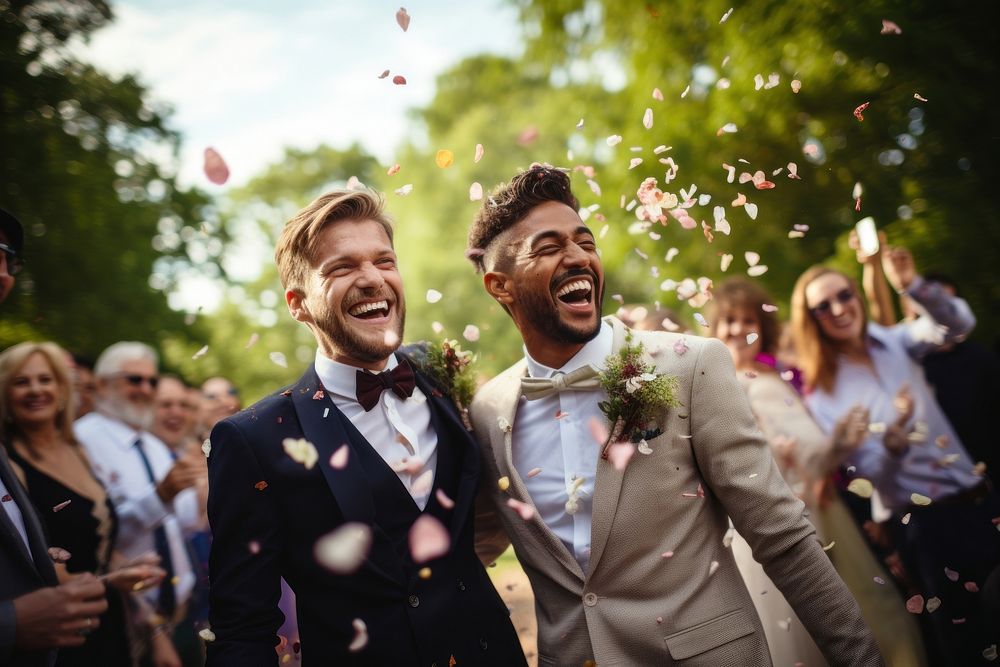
[
  {"left": 480, "top": 637, "right": 488, "bottom": 650},
  {"left": 457, "top": 579, "right": 466, "bottom": 591},
  {"left": 408, "top": 594, "right": 420, "bottom": 608},
  {"left": 583, "top": 592, "right": 598, "bottom": 607}
]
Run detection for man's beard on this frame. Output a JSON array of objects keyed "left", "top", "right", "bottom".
[
  {"left": 99, "top": 393, "right": 154, "bottom": 431},
  {"left": 314, "top": 296, "right": 406, "bottom": 363},
  {"left": 520, "top": 269, "right": 603, "bottom": 345}
]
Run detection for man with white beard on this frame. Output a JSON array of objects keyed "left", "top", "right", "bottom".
[{"left": 75, "top": 342, "right": 207, "bottom": 665}]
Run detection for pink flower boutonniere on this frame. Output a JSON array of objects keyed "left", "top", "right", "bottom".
[{"left": 408, "top": 339, "right": 477, "bottom": 430}]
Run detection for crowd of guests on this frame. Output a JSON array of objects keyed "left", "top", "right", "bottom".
[{"left": 3, "top": 182, "right": 999, "bottom": 667}]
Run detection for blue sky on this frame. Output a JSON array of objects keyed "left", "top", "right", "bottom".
[{"left": 73, "top": 0, "right": 523, "bottom": 188}]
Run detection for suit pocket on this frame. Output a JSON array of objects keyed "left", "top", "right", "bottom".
[{"left": 663, "top": 608, "right": 758, "bottom": 660}]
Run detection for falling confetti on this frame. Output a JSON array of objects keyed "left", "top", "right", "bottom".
[
  {"left": 693, "top": 313, "right": 709, "bottom": 328},
  {"left": 203, "top": 147, "right": 230, "bottom": 185},
  {"left": 462, "top": 324, "right": 480, "bottom": 341},
  {"left": 245, "top": 333, "right": 259, "bottom": 349},
  {"left": 269, "top": 352, "right": 288, "bottom": 368},
  {"left": 847, "top": 478, "right": 874, "bottom": 498},
  {"left": 746, "top": 333, "right": 759, "bottom": 345},
  {"left": 717, "top": 122, "right": 738, "bottom": 136},
  {"left": 607, "top": 442, "right": 635, "bottom": 471},
  {"left": 394, "top": 184, "right": 413, "bottom": 196},
  {"left": 506, "top": 498, "right": 535, "bottom": 521},
  {"left": 435, "top": 489, "right": 455, "bottom": 510},
  {"left": 652, "top": 87, "right": 664, "bottom": 101},
  {"left": 348, "top": 618, "right": 368, "bottom": 652},
  {"left": 642, "top": 108, "right": 653, "bottom": 129},
  {"left": 474, "top": 143, "right": 485, "bottom": 162},
  {"left": 199, "top": 628, "right": 216, "bottom": 642},
  {"left": 283, "top": 438, "right": 318, "bottom": 469},
  {"left": 790, "top": 79, "right": 802, "bottom": 93},
  {"left": 910, "top": 493, "right": 932, "bottom": 506},
  {"left": 315, "top": 523, "right": 373, "bottom": 573},
  {"left": 709, "top": 560, "right": 720, "bottom": 575},
  {"left": 192, "top": 345, "right": 209, "bottom": 360},
  {"left": 880, "top": 19, "right": 901, "bottom": 35},
  {"left": 435, "top": 149, "right": 454, "bottom": 168},
  {"left": 588, "top": 416, "right": 609, "bottom": 445},
  {"left": 944, "top": 567, "right": 959, "bottom": 582},
  {"left": 377, "top": 69, "right": 390, "bottom": 79},
  {"left": 527, "top": 467, "right": 542, "bottom": 478},
  {"left": 637, "top": 440, "right": 653, "bottom": 455},
  {"left": 606, "top": 135, "right": 622, "bottom": 147},
  {"left": 719, "top": 7, "right": 733, "bottom": 23},
  {"left": 426, "top": 289, "right": 442, "bottom": 303},
  {"left": 395, "top": 7, "right": 411, "bottom": 31},
  {"left": 386, "top": 163, "right": 400, "bottom": 176},
  {"left": 673, "top": 338, "right": 689, "bottom": 356},
  {"left": 411, "top": 469, "right": 434, "bottom": 496},
  {"left": 52, "top": 500, "right": 72, "bottom": 512},
  {"left": 913, "top": 93, "right": 928, "bottom": 102},
  {"left": 853, "top": 102, "right": 870, "bottom": 121},
  {"left": 497, "top": 476, "right": 510, "bottom": 491},
  {"left": 409, "top": 515, "right": 450, "bottom": 563},
  {"left": 744, "top": 203, "right": 759, "bottom": 219},
  {"left": 329, "top": 445, "right": 349, "bottom": 470},
  {"left": 392, "top": 75, "right": 407, "bottom": 86},
  {"left": 905, "top": 595, "right": 925, "bottom": 614}
]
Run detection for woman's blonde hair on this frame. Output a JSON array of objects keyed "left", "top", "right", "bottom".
[
  {"left": 790, "top": 266, "right": 866, "bottom": 393},
  {"left": 0, "top": 341, "right": 78, "bottom": 450}
]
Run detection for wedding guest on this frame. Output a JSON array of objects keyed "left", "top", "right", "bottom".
[
  {"left": 152, "top": 375, "right": 198, "bottom": 455},
  {"left": 75, "top": 342, "right": 207, "bottom": 667},
  {"left": 70, "top": 357, "right": 97, "bottom": 420},
  {"left": 195, "top": 378, "right": 239, "bottom": 442},
  {"left": 710, "top": 278, "right": 927, "bottom": 666},
  {"left": 0, "top": 342, "right": 166, "bottom": 666},
  {"left": 2, "top": 208, "right": 111, "bottom": 667},
  {"left": 791, "top": 250, "right": 1000, "bottom": 665},
  {"left": 467, "top": 165, "right": 880, "bottom": 666}
]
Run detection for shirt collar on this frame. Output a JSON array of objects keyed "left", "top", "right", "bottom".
[
  {"left": 90, "top": 411, "right": 154, "bottom": 450},
  {"left": 524, "top": 321, "right": 613, "bottom": 378},
  {"left": 314, "top": 349, "right": 398, "bottom": 400}
]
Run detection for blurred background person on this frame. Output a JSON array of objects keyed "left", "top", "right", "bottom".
[
  {"left": 151, "top": 375, "right": 198, "bottom": 456},
  {"left": 194, "top": 377, "right": 240, "bottom": 443},
  {"left": 75, "top": 342, "right": 207, "bottom": 667},
  {"left": 709, "top": 278, "right": 927, "bottom": 665},
  {"left": 0, "top": 341, "right": 166, "bottom": 666},
  {"left": 792, "top": 246, "right": 999, "bottom": 665},
  {"left": 71, "top": 357, "right": 97, "bottom": 420}
]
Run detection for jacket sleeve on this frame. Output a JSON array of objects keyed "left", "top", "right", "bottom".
[
  {"left": 690, "top": 338, "right": 883, "bottom": 666},
  {"left": 205, "top": 419, "right": 283, "bottom": 667},
  {"left": 0, "top": 598, "right": 14, "bottom": 663}
]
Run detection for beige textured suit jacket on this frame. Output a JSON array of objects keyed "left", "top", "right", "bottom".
[{"left": 472, "top": 317, "right": 882, "bottom": 666}]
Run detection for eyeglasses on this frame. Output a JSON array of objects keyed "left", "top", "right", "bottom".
[
  {"left": 809, "top": 288, "right": 855, "bottom": 319},
  {"left": 112, "top": 373, "right": 159, "bottom": 389},
  {"left": 0, "top": 242, "right": 23, "bottom": 276}
]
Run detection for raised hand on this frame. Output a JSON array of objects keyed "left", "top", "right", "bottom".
[
  {"left": 13, "top": 573, "right": 108, "bottom": 650},
  {"left": 156, "top": 449, "right": 207, "bottom": 503},
  {"left": 103, "top": 552, "right": 166, "bottom": 593},
  {"left": 831, "top": 405, "right": 870, "bottom": 460},
  {"left": 881, "top": 245, "right": 917, "bottom": 291}
]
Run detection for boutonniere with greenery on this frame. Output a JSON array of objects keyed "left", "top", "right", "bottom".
[
  {"left": 598, "top": 331, "right": 680, "bottom": 459},
  {"left": 408, "top": 339, "right": 477, "bottom": 429}
]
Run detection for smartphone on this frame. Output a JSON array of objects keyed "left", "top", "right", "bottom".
[{"left": 855, "top": 216, "right": 879, "bottom": 257}]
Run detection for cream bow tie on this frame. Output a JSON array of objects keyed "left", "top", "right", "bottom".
[{"left": 520, "top": 364, "right": 602, "bottom": 400}]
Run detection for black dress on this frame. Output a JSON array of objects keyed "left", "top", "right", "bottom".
[{"left": 7, "top": 444, "right": 132, "bottom": 667}]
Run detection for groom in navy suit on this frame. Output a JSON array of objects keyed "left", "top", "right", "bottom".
[{"left": 206, "top": 189, "right": 526, "bottom": 666}]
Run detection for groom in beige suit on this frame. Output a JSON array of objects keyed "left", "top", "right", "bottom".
[{"left": 466, "top": 165, "right": 882, "bottom": 666}]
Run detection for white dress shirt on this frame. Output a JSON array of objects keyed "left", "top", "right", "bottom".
[
  {"left": 807, "top": 277, "right": 981, "bottom": 511},
  {"left": 75, "top": 411, "right": 199, "bottom": 607},
  {"left": 512, "top": 322, "right": 613, "bottom": 573},
  {"left": 315, "top": 350, "right": 438, "bottom": 511}
]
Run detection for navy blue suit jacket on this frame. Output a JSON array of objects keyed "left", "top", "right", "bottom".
[{"left": 206, "top": 360, "right": 525, "bottom": 666}]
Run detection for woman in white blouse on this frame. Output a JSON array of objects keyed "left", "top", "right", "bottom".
[{"left": 711, "top": 278, "right": 927, "bottom": 667}]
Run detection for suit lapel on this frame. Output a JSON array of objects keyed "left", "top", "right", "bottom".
[
  {"left": 493, "top": 366, "right": 585, "bottom": 583},
  {"left": 289, "top": 367, "right": 376, "bottom": 527},
  {"left": 0, "top": 447, "right": 56, "bottom": 584},
  {"left": 584, "top": 316, "right": 630, "bottom": 581},
  {"left": 412, "top": 371, "right": 480, "bottom": 544}
]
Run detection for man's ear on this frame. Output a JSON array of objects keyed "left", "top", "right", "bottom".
[
  {"left": 286, "top": 289, "right": 312, "bottom": 324},
  {"left": 483, "top": 271, "right": 514, "bottom": 306}
]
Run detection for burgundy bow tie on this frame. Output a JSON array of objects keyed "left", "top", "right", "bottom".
[{"left": 355, "top": 359, "right": 416, "bottom": 411}]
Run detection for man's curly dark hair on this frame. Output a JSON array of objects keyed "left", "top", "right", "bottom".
[{"left": 466, "top": 164, "right": 579, "bottom": 274}]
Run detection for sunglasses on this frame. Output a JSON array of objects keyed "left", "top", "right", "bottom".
[
  {"left": 0, "top": 242, "right": 23, "bottom": 276},
  {"left": 113, "top": 373, "right": 159, "bottom": 389},
  {"left": 809, "top": 288, "right": 855, "bottom": 319}
]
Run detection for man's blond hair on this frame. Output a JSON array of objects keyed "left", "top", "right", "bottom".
[{"left": 274, "top": 189, "right": 394, "bottom": 292}]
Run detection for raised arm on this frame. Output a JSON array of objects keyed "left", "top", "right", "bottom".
[{"left": 205, "top": 420, "right": 283, "bottom": 666}]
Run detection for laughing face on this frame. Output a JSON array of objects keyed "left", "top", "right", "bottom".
[
  {"left": 6, "top": 352, "right": 64, "bottom": 429},
  {"left": 487, "top": 201, "right": 604, "bottom": 363},
  {"left": 288, "top": 218, "right": 405, "bottom": 370},
  {"left": 804, "top": 272, "right": 865, "bottom": 345}
]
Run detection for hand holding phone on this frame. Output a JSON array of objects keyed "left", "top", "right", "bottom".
[{"left": 854, "top": 217, "right": 880, "bottom": 257}]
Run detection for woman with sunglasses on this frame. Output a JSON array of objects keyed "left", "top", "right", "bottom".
[
  {"left": 0, "top": 342, "right": 165, "bottom": 666},
  {"left": 710, "top": 278, "right": 926, "bottom": 666},
  {"left": 792, "top": 247, "right": 999, "bottom": 665}
]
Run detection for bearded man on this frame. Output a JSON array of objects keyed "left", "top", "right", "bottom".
[
  {"left": 205, "top": 189, "right": 526, "bottom": 666},
  {"left": 468, "top": 165, "right": 882, "bottom": 666},
  {"left": 75, "top": 342, "right": 206, "bottom": 664}
]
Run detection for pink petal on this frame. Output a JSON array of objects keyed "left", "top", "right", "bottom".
[
  {"left": 392, "top": 75, "right": 407, "bottom": 86},
  {"left": 607, "top": 442, "right": 635, "bottom": 471},
  {"left": 506, "top": 498, "right": 535, "bottom": 521},
  {"left": 964, "top": 581, "right": 979, "bottom": 593},
  {"left": 652, "top": 88, "right": 664, "bottom": 101},
  {"left": 329, "top": 445, "right": 349, "bottom": 470},
  {"left": 52, "top": 499, "right": 72, "bottom": 512},
  {"left": 588, "top": 416, "right": 609, "bottom": 445},
  {"left": 386, "top": 163, "right": 400, "bottom": 176},
  {"left": 395, "top": 7, "right": 411, "bottom": 32},
  {"left": 409, "top": 515, "right": 450, "bottom": 563},
  {"left": 642, "top": 108, "right": 653, "bottom": 129},
  {"left": 944, "top": 567, "right": 959, "bottom": 582},
  {"left": 880, "top": 19, "right": 901, "bottom": 35},
  {"left": 474, "top": 143, "right": 485, "bottom": 163},
  {"left": 203, "top": 147, "right": 230, "bottom": 185},
  {"left": 435, "top": 489, "right": 455, "bottom": 510},
  {"left": 527, "top": 467, "right": 542, "bottom": 478},
  {"left": 377, "top": 70, "right": 390, "bottom": 79},
  {"left": 348, "top": 618, "right": 368, "bottom": 652},
  {"left": 905, "top": 594, "right": 924, "bottom": 614},
  {"left": 411, "top": 469, "right": 433, "bottom": 496},
  {"left": 853, "top": 102, "right": 870, "bottom": 121},
  {"left": 315, "top": 523, "right": 373, "bottom": 573},
  {"left": 462, "top": 324, "right": 480, "bottom": 341},
  {"left": 673, "top": 338, "right": 689, "bottom": 356}
]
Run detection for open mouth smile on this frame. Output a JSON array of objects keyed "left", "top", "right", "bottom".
[
  {"left": 347, "top": 299, "right": 391, "bottom": 321},
  {"left": 554, "top": 277, "right": 595, "bottom": 311}
]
